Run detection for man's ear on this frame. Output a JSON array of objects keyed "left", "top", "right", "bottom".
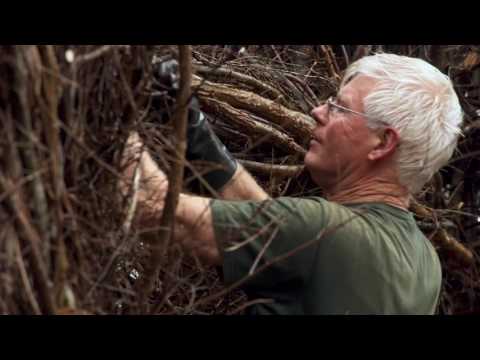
[{"left": 368, "top": 128, "right": 400, "bottom": 161}]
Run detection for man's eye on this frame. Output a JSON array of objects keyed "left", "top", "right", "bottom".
[
  {"left": 331, "top": 103, "right": 345, "bottom": 114},
  {"left": 330, "top": 106, "right": 340, "bottom": 114}
]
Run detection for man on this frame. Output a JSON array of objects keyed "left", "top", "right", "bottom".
[{"left": 122, "top": 53, "right": 463, "bottom": 314}]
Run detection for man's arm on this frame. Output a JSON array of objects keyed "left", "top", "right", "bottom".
[
  {"left": 174, "top": 165, "right": 271, "bottom": 264},
  {"left": 175, "top": 194, "right": 219, "bottom": 264},
  {"left": 185, "top": 105, "right": 268, "bottom": 202},
  {"left": 152, "top": 58, "right": 268, "bottom": 202},
  {"left": 218, "top": 164, "right": 269, "bottom": 201},
  {"left": 120, "top": 132, "right": 228, "bottom": 265},
  {"left": 172, "top": 167, "right": 269, "bottom": 265},
  {"left": 172, "top": 158, "right": 269, "bottom": 264}
]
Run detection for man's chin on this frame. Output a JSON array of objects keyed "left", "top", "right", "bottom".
[
  {"left": 304, "top": 152, "right": 324, "bottom": 172},
  {"left": 304, "top": 151, "right": 316, "bottom": 168},
  {"left": 304, "top": 162, "right": 319, "bottom": 182}
]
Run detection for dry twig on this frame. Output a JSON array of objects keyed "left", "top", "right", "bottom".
[{"left": 136, "top": 45, "right": 192, "bottom": 312}]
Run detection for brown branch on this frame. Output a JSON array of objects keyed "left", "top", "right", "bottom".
[
  {"left": 429, "top": 45, "right": 448, "bottom": 71},
  {"left": 113, "top": 48, "right": 139, "bottom": 123},
  {"left": 340, "top": 45, "right": 350, "bottom": 67},
  {"left": 239, "top": 160, "right": 304, "bottom": 178},
  {"left": 14, "top": 230, "right": 42, "bottom": 315},
  {"left": 410, "top": 199, "right": 474, "bottom": 267},
  {"left": 194, "top": 63, "right": 285, "bottom": 103},
  {"left": 59, "top": 121, "right": 123, "bottom": 178},
  {"left": 13, "top": 46, "right": 51, "bottom": 268},
  {"left": 449, "top": 149, "right": 480, "bottom": 165},
  {"left": 192, "top": 76, "right": 314, "bottom": 141},
  {"left": 73, "top": 45, "right": 130, "bottom": 66},
  {"left": 38, "top": 45, "right": 70, "bottom": 304},
  {"left": 432, "top": 229, "right": 475, "bottom": 267},
  {"left": 320, "top": 45, "right": 341, "bottom": 82},
  {"left": 462, "top": 50, "right": 480, "bottom": 71},
  {"left": 462, "top": 118, "right": 480, "bottom": 136},
  {"left": 284, "top": 73, "right": 318, "bottom": 110},
  {"left": 199, "top": 97, "right": 306, "bottom": 156},
  {"left": 352, "top": 45, "right": 373, "bottom": 62},
  {"left": 1, "top": 46, "right": 61, "bottom": 315},
  {"left": 0, "top": 176, "right": 56, "bottom": 314},
  {"left": 279, "top": 73, "right": 313, "bottom": 113},
  {"left": 136, "top": 45, "right": 192, "bottom": 312}
]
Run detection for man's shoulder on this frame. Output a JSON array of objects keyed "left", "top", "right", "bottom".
[
  {"left": 275, "top": 196, "right": 356, "bottom": 217},
  {"left": 325, "top": 202, "right": 439, "bottom": 272},
  {"left": 316, "top": 203, "right": 412, "bottom": 252}
]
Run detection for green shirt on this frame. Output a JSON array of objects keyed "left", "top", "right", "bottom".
[{"left": 211, "top": 197, "right": 442, "bottom": 315}]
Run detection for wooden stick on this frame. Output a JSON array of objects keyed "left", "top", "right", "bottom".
[
  {"left": 13, "top": 46, "right": 51, "bottom": 269},
  {"left": 410, "top": 199, "right": 474, "bottom": 267},
  {"left": 4, "top": 46, "right": 56, "bottom": 314},
  {"left": 239, "top": 160, "right": 304, "bottom": 178},
  {"left": 192, "top": 76, "right": 314, "bottom": 141},
  {"left": 0, "top": 176, "right": 56, "bottom": 314},
  {"left": 38, "top": 45, "right": 70, "bottom": 305},
  {"left": 320, "top": 45, "right": 341, "bottom": 82},
  {"left": 433, "top": 229, "right": 475, "bottom": 267},
  {"left": 200, "top": 97, "right": 306, "bottom": 156},
  {"left": 73, "top": 45, "right": 130, "bottom": 66},
  {"left": 14, "top": 231, "right": 42, "bottom": 315},
  {"left": 194, "top": 64, "right": 285, "bottom": 103},
  {"left": 136, "top": 45, "right": 192, "bottom": 312}
]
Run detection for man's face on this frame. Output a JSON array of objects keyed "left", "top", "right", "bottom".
[{"left": 304, "top": 75, "right": 380, "bottom": 189}]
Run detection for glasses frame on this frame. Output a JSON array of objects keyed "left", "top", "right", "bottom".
[
  {"left": 324, "top": 96, "right": 391, "bottom": 128},
  {"left": 325, "top": 96, "right": 368, "bottom": 118}
]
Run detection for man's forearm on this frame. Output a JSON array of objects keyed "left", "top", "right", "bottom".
[
  {"left": 169, "top": 165, "right": 268, "bottom": 265},
  {"left": 171, "top": 165, "right": 268, "bottom": 264},
  {"left": 124, "top": 135, "right": 266, "bottom": 265},
  {"left": 218, "top": 164, "right": 269, "bottom": 201},
  {"left": 174, "top": 194, "right": 221, "bottom": 265},
  {"left": 138, "top": 192, "right": 221, "bottom": 265},
  {"left": 122, "top": 132, "right": 223, "bottom": 266},
  {"left": 122, "top": 143, "right": 218, "bottom": 265}
]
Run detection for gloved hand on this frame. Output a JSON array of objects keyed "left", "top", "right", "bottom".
[
  {"left": 152, "top": 58, "right": 180, "bottom": 95},
  {"left": 151, "top": 58, "right": 238, "bottom": 191}
]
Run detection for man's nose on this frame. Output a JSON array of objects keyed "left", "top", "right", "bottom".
[{"left": 311, "top": 104, "right": 328, "bottom": 126}]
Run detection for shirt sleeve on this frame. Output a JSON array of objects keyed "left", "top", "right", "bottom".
[{"left": 210, "top": 196, "right": 333, "bottom": 299}]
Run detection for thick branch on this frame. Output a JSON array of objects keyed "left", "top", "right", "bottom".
[
  {"left": 410, "top": 200, "right": 474, "bottom": 267},
  {"left": 13, "top": 46, "right": 51, "bottom": 265},
  {"left": 194, "top": 64, "right": 285, "bottom": 103},
  {"left": 200, "top": 97, "right": 306, "bottom": 156},
  {"left": 192, "top": 76, "right": 314, "bottom": 141},
  {"left": 73, "top": 45, "right": 130, "bottom": 66},
  {"left": 320, "top": 45, "right": 341, "bottom": 82},
  {"left": 239, "top": 160, "right": 304, "bottom": 178},
  {"left": 32, "top": 46, "right": 70, "bottom": 303},
  {"left": 0, "top": 177, "right": 56, "bottom": 314},
  {"left": 13, "top": 227, "right": 42, "bottom": 315},
  {"left": 433, "top": 229, "right": 474, "bottom": 267}
]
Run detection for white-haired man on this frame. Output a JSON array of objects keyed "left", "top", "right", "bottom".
[{"left": 123, "top": 53, "right": 463, "bottom": 314}]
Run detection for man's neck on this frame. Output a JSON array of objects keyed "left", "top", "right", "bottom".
[{"left": 324, "top": 176, "right": 410, "bottom": 210}]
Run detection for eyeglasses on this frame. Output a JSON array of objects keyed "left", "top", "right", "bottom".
[
  {"left": 325, "top": 96, "right": 368, "bottom": 118},
  {"left": 323, "top": 96, "right": 391, "bottom": 128}
]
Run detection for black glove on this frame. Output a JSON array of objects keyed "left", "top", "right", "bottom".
[
  {"left": 152, "top": 58, "right": 180, "bottom": 95},
  {"left": 151, "top": 58, "right": 238, "bottom": 191},
  {"left": 186, "top": 97, "right": 238, "bottom": 190}
]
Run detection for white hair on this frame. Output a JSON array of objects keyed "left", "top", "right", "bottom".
[{"left": 341, "top": 53, "right": 463, "bottom": 194}]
